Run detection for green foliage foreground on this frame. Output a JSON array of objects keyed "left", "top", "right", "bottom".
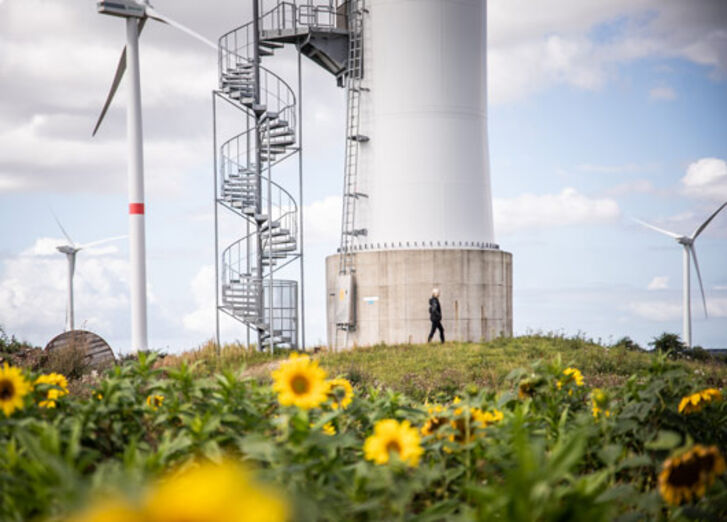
[{"left": 1, "top": 346, "right": 727, "bottom": 521}]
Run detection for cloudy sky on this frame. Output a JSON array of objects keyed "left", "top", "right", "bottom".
[{"left": 1, "top": 0, "right": 726, "bottom": 352}]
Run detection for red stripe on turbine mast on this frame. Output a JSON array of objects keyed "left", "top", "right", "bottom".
[{"left": 129, "top": 203, "right": 145, "bottom": 215}]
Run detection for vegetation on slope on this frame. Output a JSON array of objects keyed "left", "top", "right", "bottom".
[
  {"left": 316, "top": 334, "right": 726, "bottom": 401},
  {"left": 2, "top": 328, "right": 726, "bottom": 520}
]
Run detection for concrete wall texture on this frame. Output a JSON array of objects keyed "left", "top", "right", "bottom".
[{"left": 326, "top": 249, "right": 512, "bottom": 349}]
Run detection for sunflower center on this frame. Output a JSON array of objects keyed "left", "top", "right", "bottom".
[
  {"left": 386, "top": 439, "right": 402, "bottom": 455},
  {"left": 291, "top": 374, "right": 310, "bottom": 395},
  {"left": 668, "top": 455, "right": 714, "bottom": 487},
  {"left": 0, "top": 379, "right": 14, "bottom": 400}
]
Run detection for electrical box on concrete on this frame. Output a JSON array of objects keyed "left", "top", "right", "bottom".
[{"left": 335, "top": 274, "right": 355, "bottom": 328}]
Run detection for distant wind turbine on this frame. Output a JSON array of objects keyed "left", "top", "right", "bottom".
[
  {"left": 53, "top": 213, "right": 126, "bottom": 332},
  {"left": 92, "top": 0, "right": 217, "bottom": 351},
  {"left": 632, "top": 201, "right": 727, "bottom": 347}
]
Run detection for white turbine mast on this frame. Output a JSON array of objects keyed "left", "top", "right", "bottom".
[
  {"left": 52, "top": 212, "right": 125, "bottom": 332},
  {"left": 92, "top": 0, "right": 216, "bottom": 351},
  {"left": 633, "top": 201, "right": 727, "bottom": 347}
]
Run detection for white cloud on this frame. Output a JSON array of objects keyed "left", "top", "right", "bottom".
[
  {"left": 487, "top": 0, "right": 727, "bottom": 104},
  {"left": 603, "top": 179, "right": 655, "bottom": 196},
  {"left": 494, "top": 188, "right": 620, "bottom": 233},
  {"left": 0, "top": 237, "right": 130, "bottom": 345},
  {"left": 628, "top": 297, "right": 727, "bottom": 321},
  {"left": 649, "top": 86, "right": 677, "bottom": 100},
  {"left": 304, "top": 196, "right": 341, "bottom": 245},
  {"left": 627, "top": 300, "right": 682, "bottom": 321},
  {"left": 488, "top": 34, "right": 605, "bottom": 103},
  {"left": 182, "top": 264, "right": 215, "bottom": 335},
  {"left": 681, "top": 157, "right": 727, "bottom": 201},
  {"left": 648, "top": 276, "right": 669, "bottom": 290}
]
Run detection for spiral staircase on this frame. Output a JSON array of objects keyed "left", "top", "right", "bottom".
[{"left": 214, "top": 1, "right": 361, "bottom": 350}]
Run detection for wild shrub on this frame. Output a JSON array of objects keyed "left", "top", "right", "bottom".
[
  {"left": 0, "top": 325, "right": 33, "bottom": 355},
  {"left": 45, "top": 344, "right": 89, "bottom": 380}
]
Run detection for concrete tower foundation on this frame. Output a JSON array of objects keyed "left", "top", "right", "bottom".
[{"left": 326, "top": 249, "right": 512, "bottom": 349}]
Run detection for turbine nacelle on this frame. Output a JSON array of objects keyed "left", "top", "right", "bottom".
[
  {"left": 97, "top": 0, "right": 146, "bottom": 19},
  {"left": 57, "top": 245, "right": 80, "bottom": 255}
]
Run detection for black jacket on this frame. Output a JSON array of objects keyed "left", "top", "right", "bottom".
[{"left": 429, "top": 297, "right": 442, "bottom": 322}]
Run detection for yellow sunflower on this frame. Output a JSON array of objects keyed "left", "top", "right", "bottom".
[
  {"left": 0, "top": 363, "right": 32, "bottom": 416},
  {"left": 678, "top": 388, "right": 722, "bottom": 414},
  {"left": 557, "top": 367, "right": 584, "bottom": 392},
  {"left": 146, "top": 394, "right": 165, "bottom": 411},
  {"left": 474, "top": 408, "right": 504, "bottom": 427},
  {"left": 310, "top": 421, "right": 336, "bottom": 436},
  {"left": 364, "top": 419, "right": 423, "bottom": 467},
  {"left": 144, "top": 460, "right": 288, "bottom": 522},
  {"left": 447, "top": 409, "right": 490, "bottom": 445},
  {"left": 35, "top": 372, "right": 69, "bottom": 408},
  {"left": 421, "top": 404, "right": 448, "bottom": 437},
  {"left": 327, "top": 378, "right": 353, "bottom": 410},
  {"left": 518, "top": 379, "right": 536, "bottom": 400},
  {"left": 659, "top": 445, "right": 726, "bottom": 506},
  {"left": 591, "top": 388, "right": 611, "bottom": 419},
  {"left": 271, "top": 353, "right": 328, "bottom": 410}
]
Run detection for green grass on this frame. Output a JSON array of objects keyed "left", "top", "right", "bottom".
[
  {"left": 315, "top": 335, "right": 726, "bottom": 400},
  {"left": 159, "top": 335, "right": 726, "bottom": 402}
]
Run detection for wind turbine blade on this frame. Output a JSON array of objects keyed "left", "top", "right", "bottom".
[
  {"left": 145, "top": 6, "right": 219, "bottom": 51},
  {"left": 630, "top": 217, "right": 682, "bottom": 239},
  {"left": 51, "top": 210, "right": 75, "bottom": 245},
  {"left": 691, "top": 201, "right": 727, "bottom": 240},
  {"left": 689, "top": 245, "right": 709, "bottom": 319},
  {"left": 92, "top": 18, "right": 147, "bottom": 136},
  {"left": 78, "top": 235, "right": 128, "bottom": 249}
]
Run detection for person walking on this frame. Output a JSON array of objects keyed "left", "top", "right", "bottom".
[{"left": 428, "top": 288, "right": 445, "bottom": 343}]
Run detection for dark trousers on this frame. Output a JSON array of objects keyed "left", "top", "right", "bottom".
[{"left": 428, "top": 320, "right": 445, "bottom": 343}]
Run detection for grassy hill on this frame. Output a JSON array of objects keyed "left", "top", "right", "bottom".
[{"left": 161, "top": 334, "right": 726, "bottom": 401}]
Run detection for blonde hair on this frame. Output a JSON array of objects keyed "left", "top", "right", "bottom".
[{"left": 432, "top": 288, "right": 440, "bottom": 297}]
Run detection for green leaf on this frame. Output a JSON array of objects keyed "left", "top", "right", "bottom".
[{"left": 645, "top": 430, "right": 682, "bottom": 450}]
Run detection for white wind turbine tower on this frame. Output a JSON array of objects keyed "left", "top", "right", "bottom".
[
  {"left": 633, "top": 201, "right": 727, "bottom": 347},
  {"left": 92, "top": 0, "right": 217, "bottom": 351},
  {"left": 53, "top": 214, "right": 125, "bottom": 332}
]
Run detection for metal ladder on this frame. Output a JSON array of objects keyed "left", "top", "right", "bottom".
[{"left": 338, "top": 0, "right": 367, "bottom": 276}]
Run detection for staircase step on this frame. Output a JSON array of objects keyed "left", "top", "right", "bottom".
[
  {"left": 259, "top": 40, "right": 284, "bottom": 50},
  {"left": 262, "top": 128, "right": 295, "bottom": 138},
  {"left": 229, "top": 90, "right": 255, "bottom": 100},
  {"left": 266, "top": 245, "right": 297, "bottom": 253},
  {"left": 265, "top": 120, "right": 289, "bottom": 130},
  {"left": 262, "top": 236, "right": 297, "bottom": 245},
  {"left": 263, "top": 138, "right": 296, "bottom": 147},
  {"left": 262, "top": 229, "right": 289, "bottom": 238},
  {"left": 259, "top": 220, "right": 281, "bottom": 230}
]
